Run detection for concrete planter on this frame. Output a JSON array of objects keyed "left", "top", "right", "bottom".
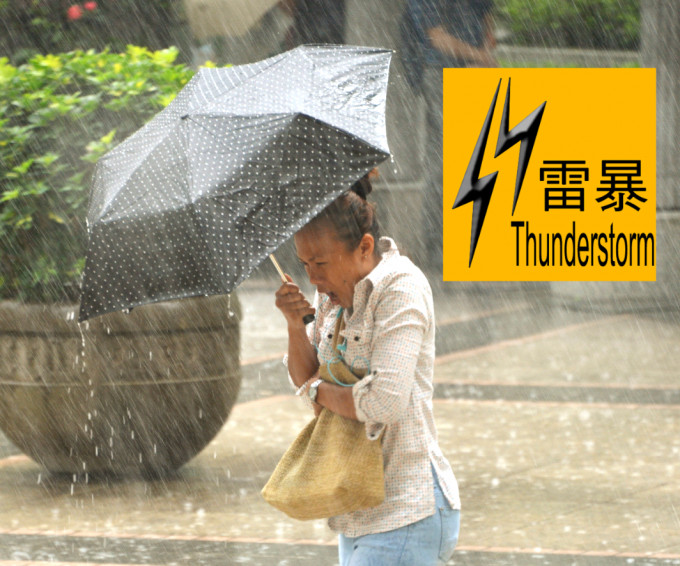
[{"left": 0, "top": 295, "right": 241, "bottom": 476}]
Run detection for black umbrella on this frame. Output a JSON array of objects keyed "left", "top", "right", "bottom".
[{"left": 79, "top": 45, "right": 391, "bottom": 321}]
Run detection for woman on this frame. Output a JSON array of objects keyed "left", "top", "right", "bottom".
[{"left": 275, "top": 177, "right": 460, "bottom": 565}]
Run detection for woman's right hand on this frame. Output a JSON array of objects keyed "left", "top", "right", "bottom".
[{"left": 275, "top": 275, "right": 315, "bottom": 329}]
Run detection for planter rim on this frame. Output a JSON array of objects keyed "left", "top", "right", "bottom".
[{"left": 0, "top": 295, "right": 240, "bottom": 334}]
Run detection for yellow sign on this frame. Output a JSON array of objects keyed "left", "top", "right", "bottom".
[{"left": 443, "top": 68, "right": 656, "bottom": 281}]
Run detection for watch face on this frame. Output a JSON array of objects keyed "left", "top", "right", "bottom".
[{"left": 310, "top": 381, "right": 320, "bottom": 402}]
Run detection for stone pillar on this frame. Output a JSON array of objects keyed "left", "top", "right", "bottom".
[
  {"left": 345, "top": 0, "right": 425, "bottom": 257},
  {"left": 551, "top": 0, "right": 680, "bottom": 312},
  {"left": 642, "top": 0, "right": 680, "bottom": 210}
]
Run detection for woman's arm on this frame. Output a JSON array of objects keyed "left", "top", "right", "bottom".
[
  {"left": 484, "top": 12, "right": 497, "bottom": 51},
  {"left": 315, "top": 382, "right": 357, "bottom": 420},
  {"left": 352, "top": 275, "right": 429, "bottom": 425},
  {"left": 427, "top": 25, "right": 496, "bottom": 67},
  {"left": 275, "top": 278, "right": 318, "bottom": 388},
  {"left": 314, "top": 274, "right": 429, "bottom": 425}
]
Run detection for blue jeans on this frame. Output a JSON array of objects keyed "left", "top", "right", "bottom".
[{"left": 338, "top": 471, "right": 460, "bottom": 566}]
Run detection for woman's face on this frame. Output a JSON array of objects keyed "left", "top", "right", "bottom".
[{"left": 294, "top": 226, "right": 374, "bottom": 309}]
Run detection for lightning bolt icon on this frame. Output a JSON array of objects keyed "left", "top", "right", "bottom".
[{"left": 452, "top": 78, "right": 546, "bottom": 266}]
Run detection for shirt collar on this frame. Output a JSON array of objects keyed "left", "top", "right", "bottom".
[
  {"left": 349, "top": 237, "right": 399, "bottom": 312},
  {"left": 365, "top": 237, "right": 400, "bottom": 287}
]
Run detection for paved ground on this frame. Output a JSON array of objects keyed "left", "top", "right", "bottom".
[{"left": 0, "top": 279, "right": 679, "bottom": 565}]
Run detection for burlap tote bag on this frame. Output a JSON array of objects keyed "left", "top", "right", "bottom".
[{"left": 261, "top": 315, "right": 384, "bottom": 520}]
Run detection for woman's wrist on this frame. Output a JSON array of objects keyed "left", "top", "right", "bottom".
[{"left": 294, "top": 374, "right": 318, "bottom": 396}]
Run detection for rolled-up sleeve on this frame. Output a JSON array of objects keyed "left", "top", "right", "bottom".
[{"left": 352, "top": 274, "right": 428, "bottom": 437}]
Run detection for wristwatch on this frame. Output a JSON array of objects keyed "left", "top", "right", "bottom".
[{"left": 308, "top": 378, "right": 323, "bottom": 404}]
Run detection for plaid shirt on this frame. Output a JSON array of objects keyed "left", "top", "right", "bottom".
[{"left": 301, "top": 238, "right": 460, "bottom": 537}]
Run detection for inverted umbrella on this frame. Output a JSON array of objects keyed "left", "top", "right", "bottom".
[{"left": 79, "top": 45, "right": 391, "bottom": 322}]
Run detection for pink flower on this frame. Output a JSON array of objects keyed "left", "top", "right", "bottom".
[
  {"left": 67, "top": 4, "right": 83, "bottom": 20},
  {"left": 84, "top": 1, "right": 97, "bottom": 10}
]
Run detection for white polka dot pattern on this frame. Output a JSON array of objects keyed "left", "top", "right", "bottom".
[{"left": 79, "top": 45, "right": 392, "bottom": 322}]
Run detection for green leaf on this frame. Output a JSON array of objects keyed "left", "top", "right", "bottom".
[
  {"left": 36, "top": 152, "right": 59, "bottom": 167},
  {"left": 0, "top": 57, "right": 16, "bottom": 83},
  {"left": 13, "top": 158, "right": 35, "bottom": 175},
  {"left": 1, "top": 189, "right": 20, "bottom": 202},
  {"left": 101, "top": 129, "right": 116, "bottom": 145},
  {"left": 15, "top": 215, "right": 33, "bottom": 229}
]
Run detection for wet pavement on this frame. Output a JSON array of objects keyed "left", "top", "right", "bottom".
[{"left": 1, "top": 279, "right": 679, "bottom": 565}]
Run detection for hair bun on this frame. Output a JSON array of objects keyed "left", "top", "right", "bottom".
[{"left": 350, "top": 175, "right": 372, "bottom": 200}]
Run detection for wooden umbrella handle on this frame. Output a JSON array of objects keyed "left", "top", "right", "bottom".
[{"left": 269, "top": 254, "right": 315, "bottom": 325}]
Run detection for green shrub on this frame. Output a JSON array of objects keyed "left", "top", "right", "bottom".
[
  {"left": 0, "top": 46, "right": 195, "bottom": 303},
  {"left": 0, "top": 1, "right": 191, "bottom": 65},
  {"left": 496, "top": 0, "right": 640, "bottom": 50}
]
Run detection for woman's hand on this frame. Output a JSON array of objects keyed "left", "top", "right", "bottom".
[
  {"left": 275, "top": 275, "right": 315, "bottom": 330},
  {"left": 427, "top": 26, "right": 497, "bottom": 67}
]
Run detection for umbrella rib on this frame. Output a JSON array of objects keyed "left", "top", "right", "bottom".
[
  {"left": 242, "top": 215, "right": 289, "bottom": 240},
  {"left": 197, "top": 52, "right": 306, "bottom": 112}
]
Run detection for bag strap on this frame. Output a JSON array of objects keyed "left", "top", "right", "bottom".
[{"left": 329, "top": 307, "right": 346, "bottom": 353}]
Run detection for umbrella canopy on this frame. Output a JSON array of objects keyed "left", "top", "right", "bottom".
[
  {"left": 79, "top": 45, "right": 391, "bottom": 322},
  {"left": 183, "top": 0, "right": 279, "bottom": 40}
]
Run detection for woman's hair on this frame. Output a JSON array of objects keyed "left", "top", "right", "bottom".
[{"left": 306, "top": 174, "right": 381, "bottom": 256}]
